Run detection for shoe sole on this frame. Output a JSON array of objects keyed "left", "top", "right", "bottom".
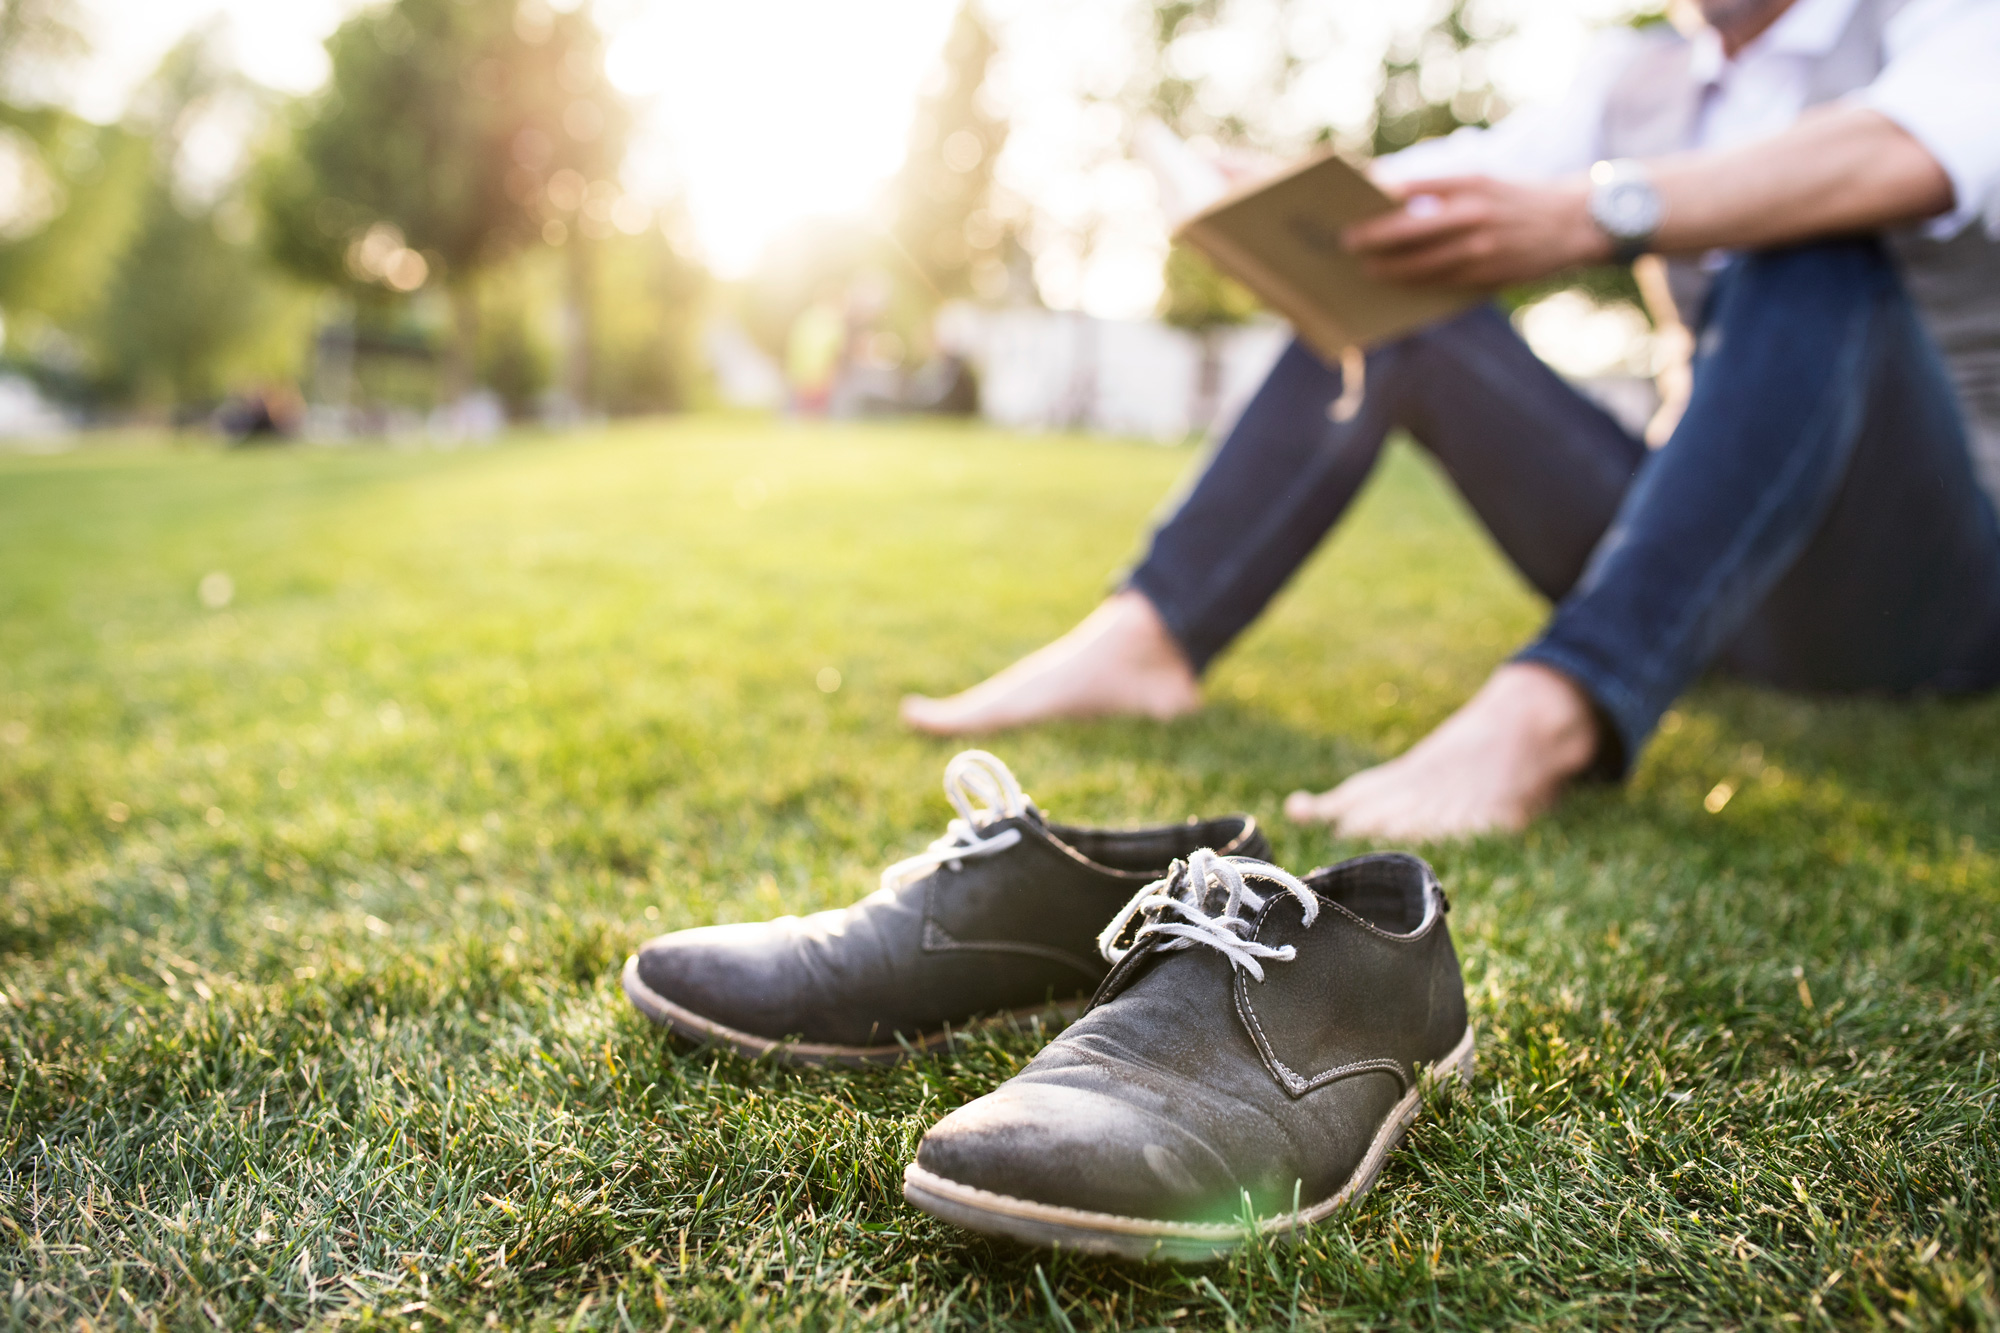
[
  {"left": 620, "top": 954, "right": 1085, "bottom": 1068},
  {"left": 901, "top": 1025, "right": 1477, "bottom": 1262}
]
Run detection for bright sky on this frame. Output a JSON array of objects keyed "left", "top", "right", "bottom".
[
  {"left": 63, "top": 0, "right": 1642, "bottom": 315},
  {"left": 64, "top": 0, "right": 353, "bottom": 117},
  {"left": 596, "top": 0, "right": 961, "bottom": 278}
]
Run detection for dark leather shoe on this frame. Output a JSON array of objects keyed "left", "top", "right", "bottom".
[
  {"left": 903, "top": 849, "right": 1471, "bottom": 1261},
  {"left": 620, "top": 752, "right": 1266, "bottom": 1066}
]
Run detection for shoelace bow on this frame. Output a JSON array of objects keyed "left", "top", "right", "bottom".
[
  {"left": 879, "top": 750, "right": 1031, "bottom": 890},
  {"left": 1096, "top": 848, "right": 1319, "bottom": 982}
]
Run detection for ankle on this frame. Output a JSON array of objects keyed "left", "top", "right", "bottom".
[
  {"left": 1487, "top": 663, "right": 1601, "bottom": 777},
  {"left": 1100, "top": 591, "right": 1196, "bottom": 680}
]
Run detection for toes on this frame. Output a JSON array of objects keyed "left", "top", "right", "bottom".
[
  {"left": 1332, "top": 804, "right": 1422, "bottom": 841},
  {"left": 1338, "top": 797, "right": 1505, "bottom": 843},
  {"left": 1321, "top": 773, "right": 1429, "bottom": 841},
  {"left": 899, "top": 695, "right": 963, "bottom": 735},
  {"left": 1284, "top": 783, "right": 1355, "bottom": 824},
  {"left": 1327, "top": 798, "right": 1397, "bottom": 840},
  {"left": 1283, "top": 789, "right": 1328, "bottom": 824}
]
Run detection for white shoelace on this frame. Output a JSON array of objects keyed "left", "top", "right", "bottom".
[
  {"left": 879, "top": 750, "right": 1031, "bottom": 890},
  {"left": 1096, "top": 848, "right": 1319, "bottom": 982}
]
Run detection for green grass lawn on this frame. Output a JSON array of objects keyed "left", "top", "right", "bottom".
[{"left": 3, "top": 417, "right": 1997, "bottom": 1331}]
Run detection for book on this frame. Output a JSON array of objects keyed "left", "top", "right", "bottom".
[{"left": 1145, "top": 126, "right": 1483, "bottom": 361}]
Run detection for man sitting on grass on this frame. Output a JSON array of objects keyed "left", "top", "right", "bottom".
[{"left": 902, "top": 0, "right": 2000, "bottom": 840}]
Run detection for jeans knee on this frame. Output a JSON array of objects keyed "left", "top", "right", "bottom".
[{"left": 1368, "top": 303, "right": 1509, "bottom": 384}]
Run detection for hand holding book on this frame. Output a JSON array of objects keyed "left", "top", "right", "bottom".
[
  {"left": 1137, "top": 121, "right": 1484, "bottom": 362},
  {"left": 1342, "top": 175, "right": 1610, "bottom": 288}
]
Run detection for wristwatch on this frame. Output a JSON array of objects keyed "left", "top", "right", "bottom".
[{"left": 1587, "top": 159, "right": 1664, "bottom": 263}]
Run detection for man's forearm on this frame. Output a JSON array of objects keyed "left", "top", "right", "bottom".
[
  {"left": 1343, "top": 103, "right": 1958, "bottom": 288},
  {"left": 1645, "top": 104, "right": 1954, "bottom": 255}
]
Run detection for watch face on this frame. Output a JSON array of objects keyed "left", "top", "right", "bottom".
[{"left": 1597, "top": 179, "right": 1663, "bottom": 241}]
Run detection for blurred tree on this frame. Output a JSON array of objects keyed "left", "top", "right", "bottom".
[
  {"left": 260, "top": 0, "right": 628, "bottom": 402},
  {"left": 587, "top": 221, "right": 708, "bottom": 414},
  {"left": 0, "top": 0, "right": 84, "bottom": 104},
  {"left": 81, "top": 33, "right": 315, "bottom": 410},
  {"left": 0, "top": 107, "right": 147, "bottom": 343},
  {"left": 1136, "top": 0, "right": 1281, "bottom": 337},
  {"left": 474, "top": 251, "right": 557, "bottom": 419},
  {"left": 1155, "top": 242, "right": 1258, "bottom": 332},
  {"left": 0, "top": 0, "right": 149, "bottom": 367},
  {"left": 890, "top": 2, "right": 1014, "bottom": 308},
  {"left": 469, "top": 209, "right": 708, "bottom": 421},
  {"left": 1144, "top": 0, "right": 1241, "bottom": 144},
  {"left": 1369, "top": 0, "right": 1507, "bottom": 156},
  {"left": 1, "top": 27, "right": 313, "bottom": 413},
  {"left": 727, "top": 3, "right": 1018, "bottom": 397},
  {"left": 90, "top": 197, "right": 314, "bottom": 410}
]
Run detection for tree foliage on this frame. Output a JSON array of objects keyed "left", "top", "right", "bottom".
[
  {"left": 0, "top": 29, "right": 311, "bottom": 410},
  {"left": 890, "top": 2, "right": 1013, "bottom": 305},
  {"left": 1156, "top": 241, "right": 1260, "bottom": 332},
  {"left": 1136, "top": 0, "right": 1281, "bottom": 332},
  {"left": 0, "top": 0, "right": 84, "bottom": 104},
  {"left": 1370, "top": 0, "right": 1508, "bottom": 157},
  {"left": 82, "top": 35, "right": 313, "bottom": 408},
  {"left": 587, "top": 228, "right": 708, "bottom": 414},
  {"left": 0, "top": 105, "right": 147, "bottom": 331},
  {"left": 259, "top": 0, "right": 629, "bottom": 377}
]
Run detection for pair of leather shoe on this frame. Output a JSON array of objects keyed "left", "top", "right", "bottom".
[{"left": 623, "top": 751, "right": 1472, "bottom": 1261}]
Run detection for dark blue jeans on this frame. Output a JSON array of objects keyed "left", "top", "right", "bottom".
[{"left": 1127, "top": 240, "right": 2000, "bottom": 775}]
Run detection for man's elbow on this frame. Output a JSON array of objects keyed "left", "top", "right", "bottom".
[{"left": 1838, "top": 107, "right": 1956, "bottom": 228}]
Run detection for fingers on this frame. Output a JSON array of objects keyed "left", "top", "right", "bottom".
[
  {"left": 1342, "top": 201, "right": 1481, "bottom": 255},
  {"left": 1372, "top": 174, "right": 1495, "bottom": 200},
  {"left": 1358, "top": 231, "right": 1509, "bottom": 285},
  {"left": 1342, "top": 176, "right": 1496, "bottom": 252},
  {"left": 1342, "top": 174, "right": 1572, "bottom": 286}
]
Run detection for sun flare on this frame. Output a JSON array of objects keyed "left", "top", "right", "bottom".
[{"left": 605, "top": 0, "right": 959, "bottom": 278}]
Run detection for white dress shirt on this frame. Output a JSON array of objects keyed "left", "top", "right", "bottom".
[{"left": 1373, "top": 0, "right": 2000, "bottom": 239}]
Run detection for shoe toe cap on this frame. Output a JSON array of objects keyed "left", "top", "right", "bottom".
[
  {"left": 915, "top": 1080, "right": 1242, "bottom": 1225},
  {"left": 633, "top": 920, "right": 807, "bottom": 1036}
]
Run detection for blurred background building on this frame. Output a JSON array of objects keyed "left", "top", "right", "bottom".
[{"left": 0, "top": 0, "right": 1665, "bottom": 446}]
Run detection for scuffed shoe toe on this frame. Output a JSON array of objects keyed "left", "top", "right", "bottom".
[
  {"left": 916, "top": 1082, "right": 1238, "bottom": 1224},
  {"left": 630, "top": 918, "right": 812, "bottom": 1037}
]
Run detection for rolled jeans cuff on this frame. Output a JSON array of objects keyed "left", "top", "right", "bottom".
[
  {"left": 1123, "top": 565, "right": 1226, "bottom": 677},
  {"left": 1509, "top": 638, "right": 1657, "bottom": 783}
]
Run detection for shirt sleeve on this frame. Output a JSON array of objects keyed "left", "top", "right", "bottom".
[
  {"left": 1854, "top": 0, "right": 2000, "bottom": 238},
  {"left": 1371, "top": 27, "right": 1646, "bottom": 185}
]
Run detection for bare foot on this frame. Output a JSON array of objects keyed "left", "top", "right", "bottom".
[
  {"left": 1285, "top": 663, "right": 1601, "bottom": 840},
  {"left": 901, "top": 591, "right": 1201, "bottom": 736}
]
